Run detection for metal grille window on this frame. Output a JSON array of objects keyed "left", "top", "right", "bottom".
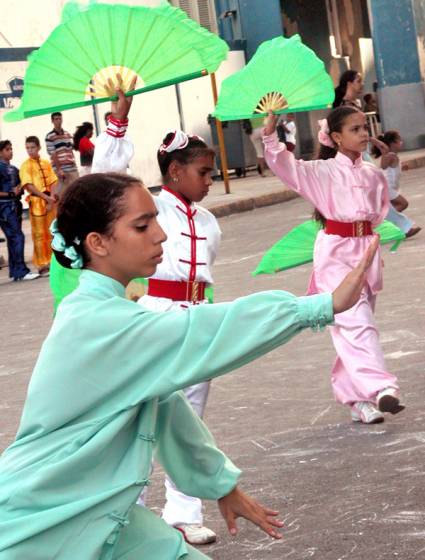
[{"left": 170, "top": 0, "right": 218, "bottom": 33}]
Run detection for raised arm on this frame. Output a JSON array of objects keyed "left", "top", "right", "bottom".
[
  {"left": 262, "top": 112, "right": 324, "bottom": 206},
  {"left": 91, "top": 79, "right": 136, "bottom": 174}
]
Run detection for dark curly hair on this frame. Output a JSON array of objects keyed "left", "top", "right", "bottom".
[
  {"left": 157, "top": 133, "right": 215, "bottom": 179},
  {"left": 0, "top": 139, "right": 12, "bottom": 151},
  {"left": 73, "top": 122, "right": 94, "bottom": 151},
  {"left": 54, "top": 173, "right": 142, "bottom": 269}
]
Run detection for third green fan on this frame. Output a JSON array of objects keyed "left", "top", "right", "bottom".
[{"left": 213, "top": 34, "right": 334, "bottom": 121}]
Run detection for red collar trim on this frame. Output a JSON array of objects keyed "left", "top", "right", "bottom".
[{"left": 161, "top": 185, "right": 192, "bottom": 209}]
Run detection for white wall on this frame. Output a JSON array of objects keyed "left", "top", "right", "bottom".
[{"left": 0, "top": 0, "right": 245, "bottom": 186}]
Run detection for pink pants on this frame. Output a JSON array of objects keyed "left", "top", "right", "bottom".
[{"left": 330, "top": 289, "right": 398, "bottom": 405}]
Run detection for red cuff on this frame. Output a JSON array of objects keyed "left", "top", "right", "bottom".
[{"left": 108, "top": 116, "right": 128, "bottom": 127}]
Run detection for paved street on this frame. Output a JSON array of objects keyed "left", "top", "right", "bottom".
[{"left": 0, "top": 167, "right": 424, "bottom": 559}]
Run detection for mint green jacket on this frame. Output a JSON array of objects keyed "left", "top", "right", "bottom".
[{"left": 0, "top": 270, "right": 333, "bottom": 559}]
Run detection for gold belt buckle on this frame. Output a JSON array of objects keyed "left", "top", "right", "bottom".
[{"left": 355, "top": 221, "right": 364, "bottom": 236}]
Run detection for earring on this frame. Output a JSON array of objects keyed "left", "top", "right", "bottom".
[{"left": 173, "top": 177, "right": 178, "bottom": 182}]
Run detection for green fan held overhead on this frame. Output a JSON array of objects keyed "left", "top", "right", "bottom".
[
  {"left": 252, "top": 219, "right": 406, "bottom": 276},
  {"left": 213, "top": 34, "right": 334, "bottom": 121},
  {"left": 4, "top": 1, "right": 228, "bottom": 122}
]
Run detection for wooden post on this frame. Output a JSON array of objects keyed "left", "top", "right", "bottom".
[{"left": 210, "top": 73, "right": 230, "bottom": 194}]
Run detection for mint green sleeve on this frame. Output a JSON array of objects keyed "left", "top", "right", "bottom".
[
  {"left": 127, "top": 291, "right": 334, "bottom": 402},
  {"left": 154, "top": 391, "right": 241, "bottom": 500},
  {"left": 21, "top": 290, "right": 333, "bottom": 433}
]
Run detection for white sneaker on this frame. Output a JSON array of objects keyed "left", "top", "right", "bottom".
[
  {"left": 377, "top": 388, "right": 405, "bottom": 415},
  {"left": 174, "top": 523, "right": 217, "bottom": 545},
  {"left": 351, "top": 401, "right": 384, "bottom": 424},
  {"left": 19, "top": 272, "right": 40, "bottom": 281}
]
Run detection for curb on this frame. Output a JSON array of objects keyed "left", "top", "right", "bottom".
[
  {"left": 401, "top": 155, "right": 425, "bottom": 171},
  {"left": 208, "top": 189, "right": 298, "bottom": 218}
]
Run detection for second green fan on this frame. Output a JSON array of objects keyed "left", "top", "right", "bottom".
[{"left": 213, "top": 34, "right": 334, "bottom": 121}]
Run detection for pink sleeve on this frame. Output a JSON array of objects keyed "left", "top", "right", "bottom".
[
  {"left": 262, "top": 131, "right": 325, "bottom": 208},
  {"left": 374, "top": 169, "right": 390, "bottom": 225}
]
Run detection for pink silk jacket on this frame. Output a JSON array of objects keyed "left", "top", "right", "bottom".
[{"left": 263, "top": 131, "right": 390, "bottom": 295}]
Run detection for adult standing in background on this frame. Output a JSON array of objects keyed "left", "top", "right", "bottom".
[
  {"left": 45, "top": 112, "right": 79, "bottom": 195},
  {"left": 332, "top": 70, "right": 363, "bottom": 109},
  {"left": 243, "top": 119, "right": 267, "bottom": 177},
  {"left": 277, "top": 113, "right": 297, "bottom": 152},
  {"left": 73, "top": 121, "right": 95, "bottom": 175},
  {"left": 333, "top": 70, "right": 386, "bottom": 162},
  {"left": 0, "top": 140, "right": 39, "bottom": 281}
]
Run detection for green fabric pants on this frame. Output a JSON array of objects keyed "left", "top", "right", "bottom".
[{"left": 111, "top": 505, "right": 210, "bottom": 560}]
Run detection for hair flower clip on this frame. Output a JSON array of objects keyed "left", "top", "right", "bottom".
[
  {"left": 50, "top": 219, "right": 83, "bottom": 269},
  {"left": 317, "top": 119, "right": 335, "bottom": 148}
]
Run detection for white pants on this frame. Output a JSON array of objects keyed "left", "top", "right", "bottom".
[
  {"left": 386, "top": 204, "right": 413, "bottom": 233},
  {"left": 136, "top": 294, "right": 211, "bottom": 525}
]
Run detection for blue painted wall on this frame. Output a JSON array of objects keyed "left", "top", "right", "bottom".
[
  {"left": 215, "top": 0, "right": 283, "bottom": 59},
  {"left": 369, "top": 0, "right": 421, "bottom": 86}
]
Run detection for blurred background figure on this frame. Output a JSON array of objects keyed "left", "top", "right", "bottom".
[
  {"left": 73, "top": 121, "right": 95, "bottom": 175},
  {"left": 332, "top": 69, "right": 363, "bottom": 109},
  {"left": 45, "top": 112, "right": 79, "bottom": 195},
  {"left": 20, "top": 136, "right": 58, "bottom": 276},
  {"left": 243, "top": 118, "right": 267, "bottom": 177},
  {"left": 372, "top": 130, "right": 421, "bottom": 238},
  {"left": 276, "top": 112, "right": 297, "bottom": 152},
  {"left": 0, "top": 140, "right": 38, "bottom": 281}
]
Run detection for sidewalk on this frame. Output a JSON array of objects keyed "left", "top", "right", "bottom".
[{"left": 203, "top": 146, "right": 425, "bottom": 217}]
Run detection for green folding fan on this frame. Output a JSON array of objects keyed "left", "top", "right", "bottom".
[
  {"left": 4, "top": 1, "right": 228, "bottom": 122},
  {"left": 252, "top": 219, "right": 406, "bottom": 276},
  {"left": 213, "top": 34, "right": 334, "bottom": 121}
]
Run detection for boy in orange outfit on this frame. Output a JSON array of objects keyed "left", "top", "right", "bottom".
[{"left": 20, "top": 136, "right": 58, "bottom": 275}]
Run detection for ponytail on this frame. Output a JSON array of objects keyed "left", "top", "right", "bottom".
[{"left": 332, "top": 70, "right": 359, "bottom": 109}]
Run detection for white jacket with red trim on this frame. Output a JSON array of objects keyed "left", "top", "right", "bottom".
[{"left": 151, "top": 186, "right": 221, "bottom": 286}]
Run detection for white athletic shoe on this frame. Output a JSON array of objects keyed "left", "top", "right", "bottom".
[
  {"left": 351, "top": 401, "right": 384, "bottom": 424},
  {"left": 377, "top": 388, "right": 405, "bottom": 415},
  {"left": 174, "top": 523, "right": 217, "bottom": 545},
  {"left": 19, "top": 272, "right": 40, "bottom": 281}
]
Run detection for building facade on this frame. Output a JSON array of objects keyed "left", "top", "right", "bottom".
[{"left": 214, "top": 0, "right": 425, "bottom": 152}]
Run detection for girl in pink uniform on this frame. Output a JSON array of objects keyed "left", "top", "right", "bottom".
[{"left": 263, "top": 105, "right": 404, "bottom": 424}]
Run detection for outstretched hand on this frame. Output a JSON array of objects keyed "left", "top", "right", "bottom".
[
  {"left": 263, "top": 110, "right": 278, "bottom": 136},
  {"left": 332, "top": 235, "right": 379, "bottom": 314},
  {"left": 218, "top": 486, "right": 284, "bottom": 539},
  {"left": 111, "top": 74, "right": 138, "bottom": 121}
]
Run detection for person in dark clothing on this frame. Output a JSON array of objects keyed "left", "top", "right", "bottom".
[{"left": 0, "top": 140, "right": 39, "bottom": 281}]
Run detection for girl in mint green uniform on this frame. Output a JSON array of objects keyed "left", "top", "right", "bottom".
[{"left": 0, "top": 169, "right": 377, "bottom": 559}]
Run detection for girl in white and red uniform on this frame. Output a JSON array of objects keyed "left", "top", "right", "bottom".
[
  {"left": 137, "top": 130, "right": 220, "bottom": 545},
  {"left": 94, "top": 112, "right": 220, "bottom": 543}
]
